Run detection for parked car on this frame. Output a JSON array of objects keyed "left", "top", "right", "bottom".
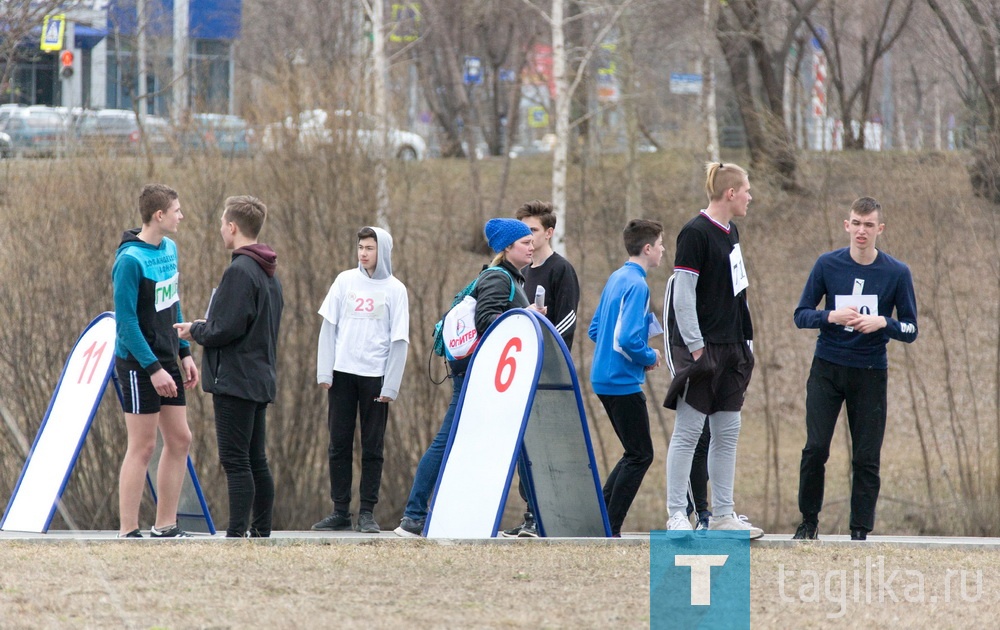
[
  {"left": 1, "top": 106, "right": 71, "bottom": 157},
  {"left": 75, "top": 109, "right": 173, "bottom": 156},
  {"left": 261, "top": 109, "right": 427, "bottom": 160},
  {"left": 182, "top": 113, "right": 254, "bottom": 157},
  {"left": 0, "top": 130, "right": 11, "bottom": 158},
  {"left": 0, "top": 104, "right": 25, "bottom": 131}
]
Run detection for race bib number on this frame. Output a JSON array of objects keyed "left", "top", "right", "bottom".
[
  {"left": 835, "top": 294, "right": 879, "bottom": 317},
  {"left": 730, "top": 244, "right": 749, "bottom": 296},
  {"left": 346, "top": 290, "right": 386, "bottom": 319},
  {"left": 154, "top": 273, "right": 179, "bottom": 312}
]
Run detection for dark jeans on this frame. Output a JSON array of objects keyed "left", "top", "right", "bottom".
[
  {"left": 514, "top": 457, "right": 537, "bottom": 524},
  {"left": 687, "top": 418, "right": 710, "bottom": 515},
  {"left": 328, "top": 371, "right": 387, "bottom": 514},
  {"left": 798, "top": 357, "right": 888, "bottom": 532},
  {"left": 598, "top": 392, "right": 654, "bottom": 536},
  {"left": 214, "top": 394, "right": 274, "bottom": 538},
  {"left": 403, "top": 361, "right": 468, "bottom": 522}
]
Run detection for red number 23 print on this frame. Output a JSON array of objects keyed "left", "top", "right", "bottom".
[{"left": 354, "top": 298, "right": 375, "bottom": 312}]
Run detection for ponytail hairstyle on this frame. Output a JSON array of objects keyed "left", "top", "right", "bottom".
[{"left": 705, "top": 162, "right": 748, "bottom": 202}]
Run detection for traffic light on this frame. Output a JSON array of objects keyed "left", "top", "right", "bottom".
[{"left": 60, "top": 50, "right": 74, "bottom": 79}]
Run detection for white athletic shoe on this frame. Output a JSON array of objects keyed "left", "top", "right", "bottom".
[
  {"left": 666, "top": 510, "right": 693, "bottom": 531},
  {"left": 708, "top": 513, "right": 763, "bottom": 539}
]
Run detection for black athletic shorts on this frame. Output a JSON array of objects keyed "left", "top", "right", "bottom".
[
  {"left": 115, "top": 357, "right": 186, "bottom": 415},
  {"left": 663, "top": 341, "right": 754, "bottom": 414}
]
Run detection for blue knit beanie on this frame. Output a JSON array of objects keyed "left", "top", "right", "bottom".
[{"left": 485, "top": 218, "right": 532, "bottom": 253}]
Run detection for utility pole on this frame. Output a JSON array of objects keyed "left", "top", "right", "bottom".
[
  {"left": 137, "top": 0, "right": 146, "bottom": 120},
  {"left": 173, "top": 0, "right": 189, "bottom": 122}
]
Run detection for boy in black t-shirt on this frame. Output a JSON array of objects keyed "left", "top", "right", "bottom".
[
  {"left": 663, "top": 163, "right": 762, "bottom": 538},
  {"left": 502, "top": 200, "right": 581, "bottom": 538}
]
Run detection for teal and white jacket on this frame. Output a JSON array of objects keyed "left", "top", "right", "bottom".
[{"left": 112, "top": 229, "right": 191, "bottom": 373}]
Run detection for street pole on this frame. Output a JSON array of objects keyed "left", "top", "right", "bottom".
[
  {"left": 137, "top": 0, "right": 146, "bottom": 120},
  {"left": 173, "top": 0, "right": 189, "bottom": 123}
]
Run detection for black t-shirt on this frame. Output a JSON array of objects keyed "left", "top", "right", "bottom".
[
  {"left": 522, "top": 252, "right": 580, "bottom": 350},
  {"left": 673, "top": 212, "right": 752, "bottom": 344}
]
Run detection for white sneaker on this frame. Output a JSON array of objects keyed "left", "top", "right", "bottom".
[
  {"left": 708, "top": 513, "right": 763, "bottom": 539},
  {"left": 666, "top": 510, "right": 693, "bottom": 531}
]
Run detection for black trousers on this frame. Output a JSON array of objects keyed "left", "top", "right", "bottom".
[
  {"left": 798, "top": 357, "right": 888, "bottom": 532},
  {"left": 328, "top": 371, "right": 387, "bottom": 514},
  {"left": 214, "top": 394, "right": 274, "bottom": 538},
  {"left": 598, "top": 392, "right": 654, "bottom": 536}
]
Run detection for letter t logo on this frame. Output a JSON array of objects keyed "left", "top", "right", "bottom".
[{"left": 675, "top": 554, "right": 729, "bottom": 605}]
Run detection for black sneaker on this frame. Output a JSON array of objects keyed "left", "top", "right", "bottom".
[
  {"left": 517, "top": 520, "right": 539, "bottom": 538},
  {"left": 393, "top": 516, "right": 424, "bottom": 537},
  {"left": 356, "top": 511, "right": 380, "bottom": 534},
  {"left": 695, "top": 511, "right": 712, "bottom": 531},
  {"left": 792, "top": 521, "right": 818, "bottom": 540},
  {"left": 117, "top": 528, "right": 142, "bottom": 539},
  {"left": 851, "top": 528, "right": 868, "bottom": 541},
  {"left": 501, "top": 522, "right": 526, "bottom": 538},
  {"left": 312, "top": 511, "right": 353, "bottom": 531},
  {"left": 149, "top": 524, "right": 192, "bottom": 538}
]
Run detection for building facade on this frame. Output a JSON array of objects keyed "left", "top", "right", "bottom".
[{"left": 3, "top": 0, "right": 241, "bottom": 115}]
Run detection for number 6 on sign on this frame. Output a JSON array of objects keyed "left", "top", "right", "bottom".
[{"left": 495, "top": 338, "right": 521, "bottom": 392}]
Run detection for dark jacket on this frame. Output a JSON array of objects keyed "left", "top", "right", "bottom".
[
  {"left": 472, "top": 258, "right": 529, "bottom": 336},
  {"left": 190, "top": 244, "right": 284, "bottom": 403}
]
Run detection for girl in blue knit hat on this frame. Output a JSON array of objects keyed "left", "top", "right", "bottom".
[{"left": 395, "top": 217, "right": 544, "bottom": 537}]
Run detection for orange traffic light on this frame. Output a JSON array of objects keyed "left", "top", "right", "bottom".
[{"left": 60, "top": 50, "right": 74, "bottom": 79}]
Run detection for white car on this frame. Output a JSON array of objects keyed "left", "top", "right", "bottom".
[{"left": 261, "top": 109, "right": 427, "bottom": 160}]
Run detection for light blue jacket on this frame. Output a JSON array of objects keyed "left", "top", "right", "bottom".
[{"left": 589, "top": 262, "right": 657, "bottom": 395}]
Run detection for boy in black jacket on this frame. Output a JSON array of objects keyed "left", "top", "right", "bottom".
[{"left": 176, "top": 196, "right": 284, "bottom": 538}]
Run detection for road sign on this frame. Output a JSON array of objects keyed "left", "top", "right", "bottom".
[
  {"left": 670, "top": 73, "right": 702, "bottom": 95},
  {"left": 389, "top": 3, "right": 420, "bottom": 43},
  {"left": 41, "top": 14, "right": 66, "bottom": 52},
  {"left": 464, "top": 56, "right": 483, "bottom": 86},
  {"left": 528, "top": 106, "right": 549, "bottom": 128}
]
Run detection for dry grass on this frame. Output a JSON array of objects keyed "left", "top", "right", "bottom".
[
  {"left": 1, "top": 540, "right": 997, "bottom": 628},
  {"left": 0, "top": 541, "right": 650, "bottom": 629}
]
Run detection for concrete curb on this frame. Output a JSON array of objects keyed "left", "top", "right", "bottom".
[{"left": 4, "top": 530, "right": 1000, "bottom": 550}]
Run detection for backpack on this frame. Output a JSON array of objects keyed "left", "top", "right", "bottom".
[{"left": 433, "top": 266, "right": 516, "bottom": 360}]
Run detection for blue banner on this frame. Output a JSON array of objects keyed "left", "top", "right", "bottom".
[{"left": 108, "top": 0, "right": 241, "bottom": 40}]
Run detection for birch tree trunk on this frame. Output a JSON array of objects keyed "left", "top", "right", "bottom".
[
  {"left": 702, "top": 0, "right": 720, "bottom": 162},
  {"left": 551, "top": 0, "right": 569, "bottom": 251},
  {"left": 368, "top": 0, "right": 391, "bottom": 227}
]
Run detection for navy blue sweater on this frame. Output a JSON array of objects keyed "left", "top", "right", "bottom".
[{"left": 793, "top": 248, "right": 917, "bottom": 369}]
